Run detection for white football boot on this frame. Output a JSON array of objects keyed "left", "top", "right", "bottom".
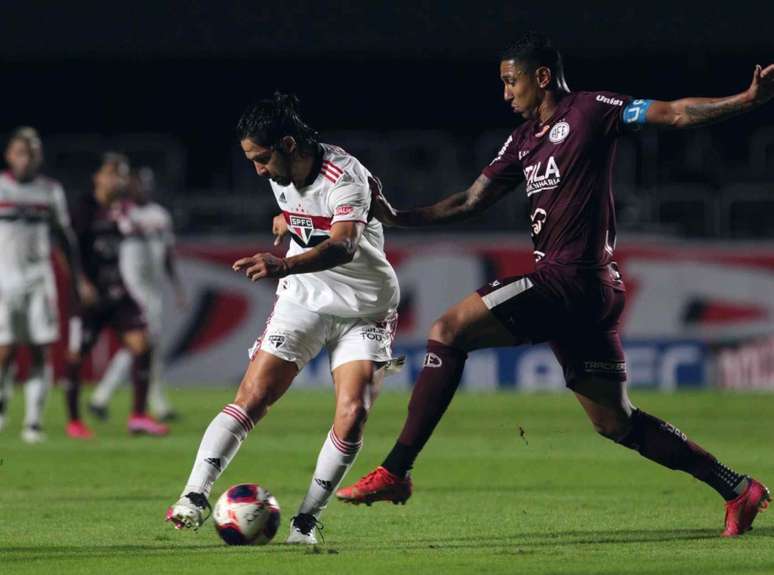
[
  {"left": 286, "top": 513, "right": 323, "bottom": 544},
  {"left": 21, "top": 424, "right": 46, "bottom": 443},
  {"left": 165, "top": 492, "right": 211, "bottom": 530}
]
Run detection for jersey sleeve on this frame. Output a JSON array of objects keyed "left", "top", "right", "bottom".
[
  {"left": 481, "top": 131, "right": 524, "bottom": 185},
  {"left": 326, "top": 175, "right": 370, "bottom": 225},
  {"left": 583, "top": 91, "right": 634, "bottom": 137},
  {"left": 51, "top": 183, "right": 72, "bottom": 229}
]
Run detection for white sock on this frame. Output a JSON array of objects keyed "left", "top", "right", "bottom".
[
  {"left": 297, "top": 428, "right": 362, "bottom": 518},
  {"left": 183, "top": 404, "right": 254, "bottom": 498},
  {"left": 23, "top": 363, "right": 51, "bottom": 428},
  {"left": 148, "top": 353, "right": 172, "bottom": 416},
  {"left": 91, "top": 348, "right": 132, "bottom": 407}
]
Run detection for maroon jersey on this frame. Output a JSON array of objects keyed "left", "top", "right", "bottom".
[
  {"left": 483, "top": 91, "right": 632, "bottom": 286},
  {"left": 73, "top": 193, "right": 134, "bottom": 301}
]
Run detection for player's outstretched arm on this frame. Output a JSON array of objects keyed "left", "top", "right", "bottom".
[
  {"left": 642, "top": 64, "right": 774, "bottom": 129},
  {"left": 232, "top": 221, "right": 364, "bottom": 281},
  {"left": 370, "top": 174, "right": 513, "bottom": 228}
]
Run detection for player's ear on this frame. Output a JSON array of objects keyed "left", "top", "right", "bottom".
[
  {"left": 536, "top": 66, "right": 552, "bottom": 89},
  {"left": 278, "top": 136, "right": 297, "bottom": 155}
]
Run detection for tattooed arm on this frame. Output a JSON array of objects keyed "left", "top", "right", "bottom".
[
  {"left": 642, "top": 64, "right": 774, "bottom": 129},
  {"left": 369, "top": 174, "right": 516, "bottom": 228}
]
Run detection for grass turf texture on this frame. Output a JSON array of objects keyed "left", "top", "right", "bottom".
[{"left": 1, "top": 388, "right": 772, "bottom": 575}]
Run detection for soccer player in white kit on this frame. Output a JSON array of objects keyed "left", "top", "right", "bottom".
[
  {"left": 166, "top": 93, "right": 401, "bottom": 544},
  {"left": 0, "top": 127, "right": 80, "bottom": 442},
  {"left": 89, "top": 168, "right": 186, "bottom": 421}
]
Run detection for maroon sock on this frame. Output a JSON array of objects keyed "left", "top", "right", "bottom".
[
  {"left": 64, "top": 361, "right": 81, "bottom": 422},
  {"left": 619, "top": 409, "right": 746, "bottom": 500},
  {"left": 131, "top": 349, "right": 152, "bottom": 415},
  {"left": 382, "top": 340, "right": 467, "bottom": 477}
]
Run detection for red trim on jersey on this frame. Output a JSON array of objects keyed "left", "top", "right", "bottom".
[
  {"left": 321, "top": 167, "right": 341, "bottom": 183},
  {"left": 322, "top": 160, "right": 342, "bottom": 176},
  {"left": 282, "top": 211, "right": 332, "bottom": 231},
  {"left": 0, "top": 201, "right": 51, "bottom": 211}
]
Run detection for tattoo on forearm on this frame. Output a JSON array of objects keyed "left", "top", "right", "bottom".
[{"left": 684, "top": 98, "right": 748, "bottom": 126}]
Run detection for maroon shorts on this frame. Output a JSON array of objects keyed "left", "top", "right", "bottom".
[
  {"left": 78, "top": 296, "right": 147, "bottom": 354},
  {"left": 476, "top": 266, "right": 627, "bottom": 386}
]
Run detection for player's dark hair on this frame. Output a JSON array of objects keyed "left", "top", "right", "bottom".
[
  {"left": 7, "top": 126, "right": 41, "bottom": 149},
  {"left": 101, "top": 151, "right": 130, "bottom": 170},
  {"left": 237, "top": 92, "right": 319, "bottom": 151},
  {"left": 501, "top": 32, "right": 570, "bottom": 92}
]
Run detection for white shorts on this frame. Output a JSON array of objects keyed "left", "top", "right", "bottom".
[
  {"left": 248, "top": 298, "right": 397, "bottom": 372},
  {"left": 0, "top": 276, "right": 59, "bottom": 346}
]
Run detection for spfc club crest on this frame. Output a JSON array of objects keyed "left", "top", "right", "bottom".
[{"left": 288, "top": 214, "right": 314, "bottom": 244}]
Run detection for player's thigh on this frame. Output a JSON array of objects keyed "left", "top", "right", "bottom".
[
  {"left": 27, "top": 276, "right": 60, "bottom": 347},
  {"left": 431, "top": 292, "right": 517, "bottom": 351},
  {"left": 0, "top": 290, "right": 24, "bottom": 347},
  {"left": 122, "top": 328, "right": 151, "bottom": 355},
  {"left": 463, "top": 274, "right": 570, "bottom": 352},
  {"left": 249, "top": 298, "right": 327, "bottom": 374},
  {"left": 234, "top": 350, "right": 299, "bottom": 420}
]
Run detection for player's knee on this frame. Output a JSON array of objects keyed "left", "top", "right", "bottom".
[
  {"left": 235, "top": 379, "right": 281, "bottom": 421},
  {"left": 337, "top": 397, "right": 369, "bottom": 431},
  {"left": 591, "top": 415, "right": 631, "bottom": 441},
  {"left": 428, "top": 314, "right": 463, "bottom": 347}
]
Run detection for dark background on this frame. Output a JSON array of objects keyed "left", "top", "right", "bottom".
[{"left": 1, "top": 1, "right": 772, "bottom": 234}]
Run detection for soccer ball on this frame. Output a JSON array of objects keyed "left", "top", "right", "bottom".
[{"left": 212, "top": 484, "right": 281, "bottom": 545}]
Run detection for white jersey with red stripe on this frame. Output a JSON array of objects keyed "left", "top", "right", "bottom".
[
  {"left": 273, "top": 143, "right": 399, "bottom": 318},
  {"left": 0, "top": 171, "right": 70, "bottom": 292},
  {"left": 120, "top": 201, "right": 174, "bottom": 298}
]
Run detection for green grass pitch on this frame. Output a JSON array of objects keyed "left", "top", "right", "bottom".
[{"left": 1, "top": 387, "right": 772, "bottom": 574}]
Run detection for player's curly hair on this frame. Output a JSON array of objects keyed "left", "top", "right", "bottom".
[
  {"left": 237, "top": 92, "right": 319, "bottom": 151},
  {"left": 501, "top": 32, "right": 570, "bottom": 92},
  {"left": 7, "top": 126, "right": 42, "bottom": 149}
]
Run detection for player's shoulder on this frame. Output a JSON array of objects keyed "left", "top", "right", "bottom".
[
  {"left": 572, "top": 90, "right": 629, "bottom": 110},
  {"left": 320, "top": 143, "right": 367, "bottom": 187}
]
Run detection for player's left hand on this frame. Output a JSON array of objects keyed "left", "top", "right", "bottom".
[
  {"left": 747, "top": 64, "right": 774, "bottom": 105},
  {"left": 232, "top": 253, "right": 289, "bottom": 281}
]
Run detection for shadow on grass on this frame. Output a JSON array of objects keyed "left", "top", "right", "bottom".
[
  {"left": 1, "top": 542, "right": 308, "bottom": 562},
  {"left": 395, "top": 525, "right": 774, "bottom": 550},
  {"left": 6, "top": 526, "right": 773, "bottom": 562}
]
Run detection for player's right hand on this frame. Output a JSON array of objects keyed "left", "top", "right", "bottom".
[
  {"left": 272, "top": 214, "right": 289, "bottom": 246},
  {"left": 367, "top": 176, "right": 400, "bottom": 227}
]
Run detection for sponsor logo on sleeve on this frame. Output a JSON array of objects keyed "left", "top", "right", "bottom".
[
  {"left": 596, "top": 94, "right": 624, "bottom": 106},
  {"left": 335, "top": 205, "right": 354, "bottom": 216}
]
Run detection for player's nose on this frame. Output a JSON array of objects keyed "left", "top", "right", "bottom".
[{"left": 254, "top": 163, "right": 269, "bottom": 177}]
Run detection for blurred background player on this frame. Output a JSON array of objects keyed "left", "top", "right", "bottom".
[
  {"left": 0, "top": 127, "right": 81, "bottom": 443},
  {"left": 166, "top": 93, "right": 400, "bottom": 544},
  {"left": 338, "top": 33, "right": 773, "bottom": 537},
  {"left": 65, "top": 153, "right": 169, "bottom": 439},
  {"left": 88, "top": 167, "right": 186, "bottom": 422}
]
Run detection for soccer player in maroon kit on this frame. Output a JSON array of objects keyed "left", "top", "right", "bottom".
[
  {"left": 65, "top": 153, "right": 168, "bottom": 439},
  {"left": 337, "top": 33, "right": 773, "bottom": 537}
]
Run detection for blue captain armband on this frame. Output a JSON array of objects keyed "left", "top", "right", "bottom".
[{"left": 622, "top": 99, "right": 652, "bottom": 125}]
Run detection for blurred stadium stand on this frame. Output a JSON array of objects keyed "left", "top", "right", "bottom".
[{"left": 17, "top": 127, "right": 773, "bottom": 238}]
